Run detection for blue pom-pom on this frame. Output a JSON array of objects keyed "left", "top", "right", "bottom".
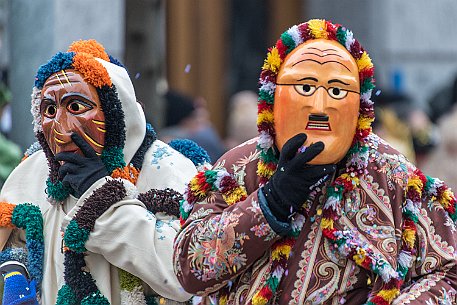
[
  {"left": 108, "top": 55, "right": 125, "bottom": 68},
  {"left": 35, "top": 52, "right": 75, "bottom": 88},
  {"left": 169, "top": 139, "right": 211, "bottom": 166},
  {"left": 25, "top": 240, "right": 44, "bottom": 284}
]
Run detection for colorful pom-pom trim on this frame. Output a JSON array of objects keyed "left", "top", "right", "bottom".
[
  {"left": 0, "top": 202, "right": 44, "bottom": 290},
  {"left": 180, "top": 169, "right": 248, "bottom": 226}
]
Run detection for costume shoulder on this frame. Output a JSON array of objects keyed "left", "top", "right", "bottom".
[
  {"left": 212, "top": 137, "right": 261, "bottom": 193},
  {"left": 365, "top": 133, "right": 413, "bottom": 187},
  {"left": 0, "top": 150, "right": 49, "bottom": 212},
  {"left": 136, "top": 140, "right": 198, "bottom": 193}
]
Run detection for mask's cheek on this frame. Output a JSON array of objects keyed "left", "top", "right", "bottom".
[
  {"left": 74, "top": 115, "right": 105, "bottom": 155},
  {"left": 274, "top": 88, "right": 310, "bottom": 151},
  {"left": 41, "top": 119, "right": 57, "bottom": 155}
]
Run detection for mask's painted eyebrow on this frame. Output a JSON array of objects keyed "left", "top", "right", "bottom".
[
  {"left": 297, "top": 77, "right": 318, "bottom": 82},
  {"left": 42, "top": 93, "right": 56, "bottom": 101},
  {"left": 61, "top": 92, "right": 96, "bottom": 106},
  {"left": 328, "top": 79, "right": 350, "bottom": 85}
]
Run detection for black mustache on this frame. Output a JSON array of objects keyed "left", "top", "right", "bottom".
[{"left": 308, "top": 114, "right": 329, "bottom": 122}]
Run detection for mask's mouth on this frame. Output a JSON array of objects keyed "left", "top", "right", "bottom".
[{"left": 306, "top": 114, "right": 331, "bottom": 131}]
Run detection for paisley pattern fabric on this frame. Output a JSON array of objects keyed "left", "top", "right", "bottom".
[{"left": 174, "top": 135, "right": 457, "bottom": 304}]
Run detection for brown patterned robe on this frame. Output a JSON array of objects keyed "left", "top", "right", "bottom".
[{"left": 174, "top": 134, "right": 457, "bottom": 304}]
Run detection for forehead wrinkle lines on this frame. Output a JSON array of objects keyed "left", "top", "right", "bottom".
[
  {"left": 292, "top": 59, "right": 352, "bottom": 72},
  {"left": 301, "top": 52, "right": 343, "bottom": 58},
  {"left": 307, "top": 47, "right": 338, "bottom": 52}
]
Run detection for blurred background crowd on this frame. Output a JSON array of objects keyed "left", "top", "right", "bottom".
[{"left": 1, "top": 0, "right": 457, "bottom": 189}]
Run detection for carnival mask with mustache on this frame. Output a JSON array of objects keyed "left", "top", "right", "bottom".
[{"left": 274, "top": 39, "right": 361, "bottom": 164}]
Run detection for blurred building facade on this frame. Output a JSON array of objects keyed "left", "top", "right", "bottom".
[{"left": 2, "top": 0, "right": 457, "bottom": 151}]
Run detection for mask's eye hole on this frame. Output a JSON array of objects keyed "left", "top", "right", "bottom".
[
  {"left": 43, "top": 103, "right": 57, "bottom": 118},
  {"left": 67, "top": 100, "right": 93, "bottom": 115},
  {"left": 294, "top": 84, "right": 317, "bottom": 96},
  {"left": 327, "top": 87, "right": 348, "bottom": 99}
]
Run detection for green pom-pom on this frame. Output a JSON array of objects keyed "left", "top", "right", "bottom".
[
  {"left": 64, "top": 220, "right": 89, "bottom": 253},
  {"left": 280, "top": 32, "right": 296, "bottom": 54},
  {"left": 403, "top": 209, "right": 418, "bottom": 223},
  {"left": 46, "top": 178, "right": 71, "bottom": 202},
  {"left": 266, "top": 275, "right": 280, "bottom": 290},
  {"left": 424, "top": 176, "right": 435, "bottom": 192},
  {"left": 336, "top": 27, "right": 347, "bottom": 46},
  {"left": 101, "top": 146, "right": 126, "bottom": 174},
  {"left": 119, "top": 269, "right": 143, "bottom": 292},
  {"left": 204, "top": 170, "right": 218, "bottom": 190},
  {"left": 55, "top": 285, "right": 78, "bottom": 305},
  {"left": 12, "top": 203, "right": 43, "bottom": 241},
  {"left": 259, "top": 149, "right": 278, "bottom": 164},
  {"left": 361, "top": 77, "right": 375, "bottom": 94},
  {"left": 81, "top": 291, "right": 110, "bottom": 305},
  {"left": 179, "top": 200, "right": 190, "bottom": 220},
  {"left": 259, "top": 89, "right": 274, "bottom": 104}
]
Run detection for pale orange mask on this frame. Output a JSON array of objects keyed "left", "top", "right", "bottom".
[
  {"left": 274, "top": 39, "right": 360, "bottom": 164},
  {"left": 41, "top": 70, "right": 105, "bottom": 157}
]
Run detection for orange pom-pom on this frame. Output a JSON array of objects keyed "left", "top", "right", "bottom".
[
  {"left": 72, "top": 52, "right": 112, "bottom": 88},
  {"left": 67, "top": 39, "right": 110, "bottom": 62},
  {"left": 0, "top": 202, "right": 16, "bottom": 228},
  {"left": 111, "top": 165, "right": 140, "bottom": 184}
]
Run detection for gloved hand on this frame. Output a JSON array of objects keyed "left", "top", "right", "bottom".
[
  {"left": 55, "top": 133, "right": 109, "bottom": 198},
  {"left": 263, "top": 133, "right": 336, "bottom": 222}
]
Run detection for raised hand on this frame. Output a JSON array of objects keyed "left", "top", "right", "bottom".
[
  {"left": 55, "top": 133, "right": 108, "bottom": 198},
  {"left": 263, "top": 133, "right": 336, "bottom": 222}
]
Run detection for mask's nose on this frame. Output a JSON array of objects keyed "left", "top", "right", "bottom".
[{"left": 309, "top": 87, "right": 328, "bottom": 114}]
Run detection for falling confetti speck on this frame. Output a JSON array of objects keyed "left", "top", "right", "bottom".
[
  {"left": 375, "top": 89, "right": 381, "bottom": 96},
  {"left": 159, "top": 298, "right": 165, "bottom": 304},
  {"left": 285, "top": 269, "right": 289, "bottom": 276},
  {"left": 184, "top": 64, "right": 191, "bottom": 73},
  {"left": 135, "top": 72, "right": 141, "bottom": 79}
]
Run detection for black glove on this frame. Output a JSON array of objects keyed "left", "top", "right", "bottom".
[
  {"left": 263, "top": 133, "right": 336, "bottom": 222},
  {"left": 55, "top": 133, "right": 109, "bottom": 198}
]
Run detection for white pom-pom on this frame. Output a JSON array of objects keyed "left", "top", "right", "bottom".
[
  {"left": 287, "top": 25, "right": 303, "bottom": 47},
  {"left": 31, "top": 87, "right": 43, "bottom": 133},
  {"left": 345, "top": 30, "right": 354, "bottom": 50}
]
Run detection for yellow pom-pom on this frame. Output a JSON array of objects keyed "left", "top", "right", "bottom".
[
  {"left": 357, "top": 116, "right": 374, "bottom": 131},
  {"left": 219, "top": 295, "right": 228, "bottom": 305},
  {"left": 252, "top": 293, "right": 269, "bottom": 305},
  {"left": 257, "top": 110, "right": 274, "bottom": 125},
  {"left": 353, "top": 248, "right": 366, "bottom": 266},
  {"left": 262, "top": 47, "right": 282, "bottom": 73},
  {"left": 271, "top": 244, "right": 292, "bottom": 261},
  {"left": 308, "top": 19, "right": 328, "bottom": 39},
  {"left": 223, "top": 187, "right": 248, "bottom": 206},
  {"left": 320, "top": 218, "right": 334, "bottom": 230},
  {"left": 356, "top": 52, "right": 373, "bottom": 72},
  {"left": 402, "top": 228, "right": 416, "bottom": 249},
  {"left": 407, "top": 176, "right": 423, "bottom": 196},
  {"left": 377, "top": 288, "right": 400, "bottom": 302},
  {"left": 256, "top": 161, "right": 275, "bottom": 178},
  {"left": 440, "top": 189, "right": 455, "bottom": 209}
]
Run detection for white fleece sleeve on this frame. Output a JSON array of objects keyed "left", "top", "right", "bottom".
[{"left": 85, "top": 198, "right": 192, "bottom": 302}]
